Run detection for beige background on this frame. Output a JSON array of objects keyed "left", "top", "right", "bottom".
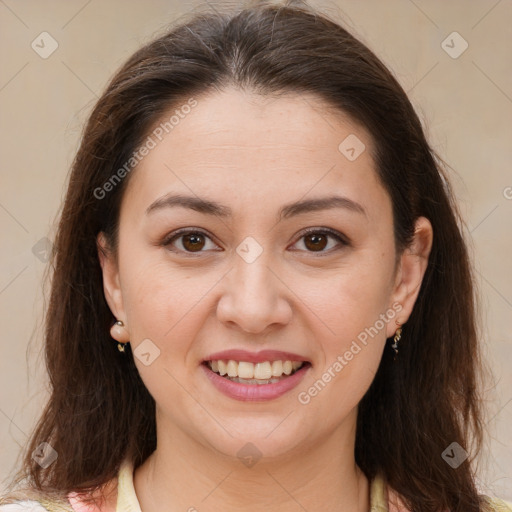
[{"left": 1, "top": 0, "right": 511, "bottom": 501}]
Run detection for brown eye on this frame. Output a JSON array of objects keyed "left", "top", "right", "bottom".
[
  {"left": 304, "top": 233, "right": 328, "bottom": 251},
  {"left": 164, "top": 229, "right": 219, "bottom": 254},
  {"left": 292, "top": 228, "right": 349, "bottom": 255},
  {"left": 182, "top": 233, "right": 206, "bottom": 252}
]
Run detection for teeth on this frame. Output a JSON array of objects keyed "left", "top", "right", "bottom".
[
  {"left": 223, "top": 376, "right": 283, "bottom": 385},
  {"left": 207, "top": 359, "right": 305, "bottom": 380},
  {"left": 283, "top": 361, "right": 292, "bottom": 375},
  {"left": 254, "top": 362, "right": 272, "bottom": 380},
  {"left": 227, "top": 360, "right": 238, "bottom": 377},
  {"left": 218, "top": 360, "right": 227, "bottom": 376},
  {"left": 271, "top": 360, "right": 283, "bottom": 377},
  {"left": 239, "top": 361, "right": 256, "bottom": 379}
]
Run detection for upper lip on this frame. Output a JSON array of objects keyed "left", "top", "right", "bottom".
[{"left": 203, "top": 349, "right": 311, "bottom": 364}]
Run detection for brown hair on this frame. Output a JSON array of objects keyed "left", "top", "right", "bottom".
[{"left": 1, "top": 1, "right": 493, "bottom": 510}]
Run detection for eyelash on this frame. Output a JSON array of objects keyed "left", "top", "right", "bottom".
[{"left": 161, "top": 227, "right": 350, "bottom": 256}]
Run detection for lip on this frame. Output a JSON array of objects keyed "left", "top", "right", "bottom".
[
  {"left": 203, "top": 349, "right": 310, "bottom": 364},
  {"left": 200, "top": 361, "right": 312, "bottom": 401}
]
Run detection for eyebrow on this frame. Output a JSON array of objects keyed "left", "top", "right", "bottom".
[{"left": 145, "top": 193, "right": 366, "bottom": 220}]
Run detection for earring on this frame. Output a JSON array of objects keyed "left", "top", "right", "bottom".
[
  {"left": 391, "top": 321, "right": 402, "bottom": 358},
  {"left": 111, "top": 320, "right": 129, "bottom": 352}
]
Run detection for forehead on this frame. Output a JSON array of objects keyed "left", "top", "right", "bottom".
[
  {"left": 144, "top": 87, "right": 373, "bottom": 158},
  {"left": 121, "top": 87, "right": 387, "bottom": 220}
]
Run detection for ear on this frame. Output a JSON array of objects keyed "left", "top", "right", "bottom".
[
  {"left": 386, "top": 216, "right": 433, "bottom": 338},
  {"left": 97, "top": 232, "right": 128, "bottom": 336}
]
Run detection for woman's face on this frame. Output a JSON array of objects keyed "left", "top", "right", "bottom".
[{"left": 98, "top": 88, "right": 431, "bottom": 461}]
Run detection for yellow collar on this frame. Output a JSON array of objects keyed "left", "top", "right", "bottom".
[{"left": 116, "top": 458, "right": 390, "bottom": 511}]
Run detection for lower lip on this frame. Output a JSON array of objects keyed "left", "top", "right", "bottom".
[{"left": 200, "top": 362, "right": 311, "bottom": 402}]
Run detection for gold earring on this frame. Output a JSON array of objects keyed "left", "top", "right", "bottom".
[
  {"left": 391, "top": 321, "right": 402, "bottom": 358},
  {"left": 112, "top": 320, "right": 129, "bottom": 352}
]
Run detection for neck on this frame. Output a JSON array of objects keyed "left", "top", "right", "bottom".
[{"left": 133, "top": 409, "right": 369, "bottom": 512}]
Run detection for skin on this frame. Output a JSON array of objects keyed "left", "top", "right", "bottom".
[{"left": 97, "top": 87, "right": 433, "bottom": 512}]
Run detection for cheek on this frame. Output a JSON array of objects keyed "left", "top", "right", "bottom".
[
  {"left": 295, "top": 249, "right": 393, "bottom": 399},
  {"left": 298, "top": 273, "right": 388, "bottom": 416},
  {"left": 120, "top": 258, "right": 199, "bottom": 341},
  {"left": 304, "top": 255, "right": 394, "bottom": 340},
  {"left": 321, "top": 343, "right": 384, "bottom": 418},
  {"left": 120, "top": 264, "right": 207, "bottom": 394}
]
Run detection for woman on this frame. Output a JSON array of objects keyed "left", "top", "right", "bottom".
[{"left": 1, "top": 1, "right": 510, "bottom": 511}]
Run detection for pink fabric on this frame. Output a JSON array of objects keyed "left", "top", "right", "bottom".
[
  {"left": 388, "top": 489, "right": 408, "bottom": 512},
  {"left": 67, "top": 493, "right": 117, "bottom": 512},
  {"left": 66, "top": 476, "right": 118, "bottom": 512},
  {"left": 67, "top": 493, "right": 102, "bottom": 512}
]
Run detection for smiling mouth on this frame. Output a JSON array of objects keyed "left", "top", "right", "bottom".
[{"left": 202, "top": 359, "right": 311, "bottom": 385}]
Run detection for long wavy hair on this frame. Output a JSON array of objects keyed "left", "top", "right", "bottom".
[{"left": 1, "top": 1, "right": 493, "bottom": 510}]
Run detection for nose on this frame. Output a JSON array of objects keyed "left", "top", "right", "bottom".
[{"left": 216, "top": 252, "right": 293, "bottom": 335}]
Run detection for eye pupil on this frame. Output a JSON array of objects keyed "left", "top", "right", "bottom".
[
  {"left": 183, "top": 233, "right": 205, "bottom": 251},
  {"left": 305, "top": 233, "right": 327, "bottom": 251}
]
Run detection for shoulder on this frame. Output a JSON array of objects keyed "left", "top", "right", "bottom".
[
  {"left": 383, "top": 477, "right": 512, "bottom": 512},
  {"left": 0, "top": 501, "right": 50, "bottom": 511},
  {"left": 0, "top": 461, "right": 123, "bottom": 512},
  {"left": 483, "top": 496, "right": 512, "bottom": 511}
]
